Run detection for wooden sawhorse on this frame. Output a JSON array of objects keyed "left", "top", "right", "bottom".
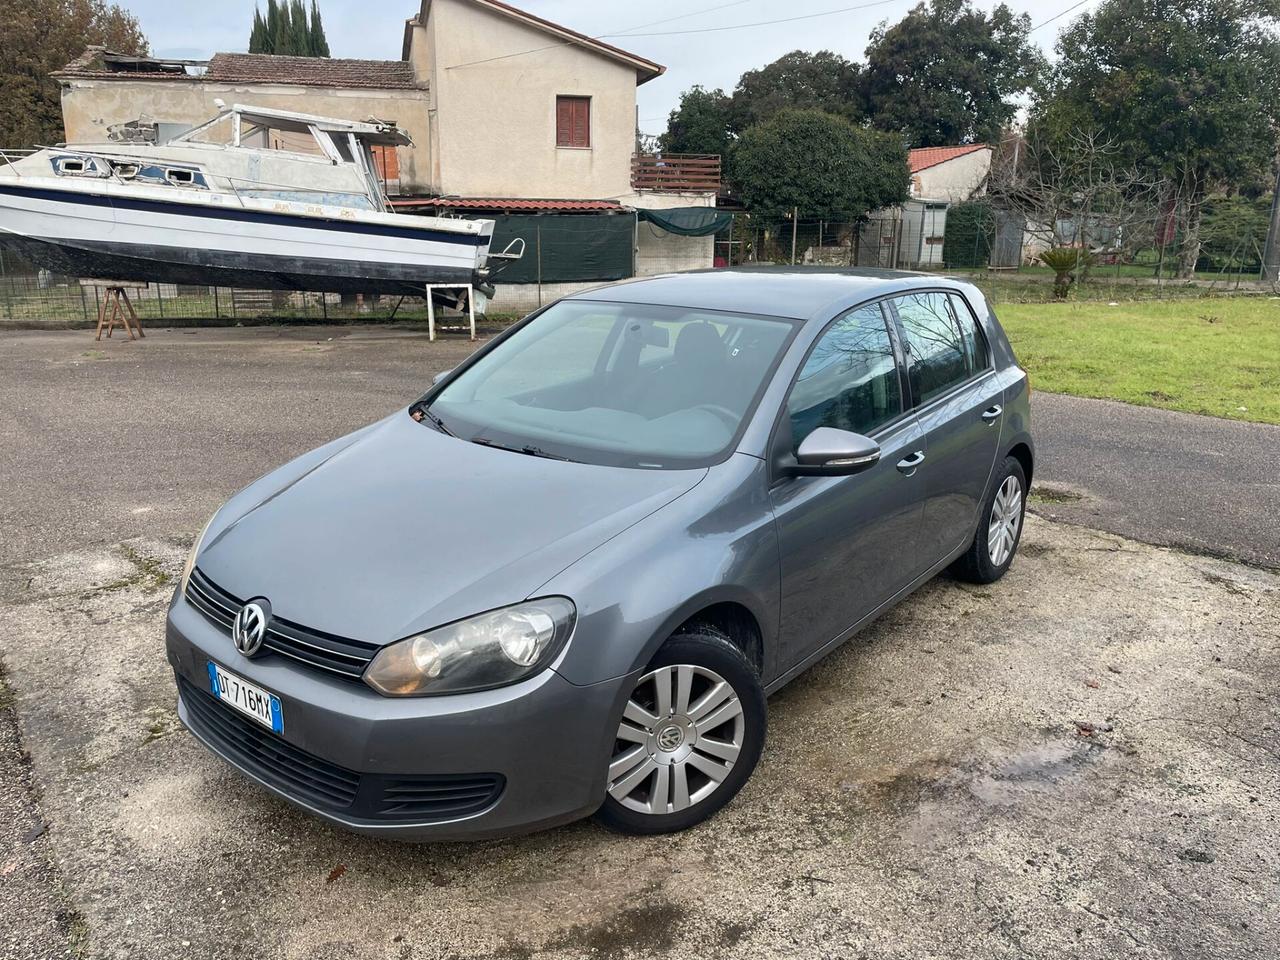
[{"left": 95, "top": 286, "right": 145, "bottom": 341}]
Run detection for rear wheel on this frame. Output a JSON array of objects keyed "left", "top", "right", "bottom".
[
  {"left": 595, "top": 628, "right": 765, "bottom": 834},
  {"left": 951, "top": 455, "right": 1027, "bottom": 584}
]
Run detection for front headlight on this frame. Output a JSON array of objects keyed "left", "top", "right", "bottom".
[
  {"left": 364, "top": 597, "right": 576, "bottom": 697},
  {"left": 179, "top": 512, "right": 218, "bottom": 593}
]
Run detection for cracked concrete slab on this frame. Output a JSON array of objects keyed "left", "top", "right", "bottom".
[{"left": 0, "top": 517, "right": 1276, "bottom": 959}]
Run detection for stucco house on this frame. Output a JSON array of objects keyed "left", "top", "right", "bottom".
[{"left": 52, "top": 0, "right": 722, "bottom": 310}]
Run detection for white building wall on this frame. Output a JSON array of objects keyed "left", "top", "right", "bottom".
[
  {"left": 911, "top": 148, "right": 992, "bottom": 203},
  {"left": 415, "top": 0, "right": 641, "bottom": 201}
]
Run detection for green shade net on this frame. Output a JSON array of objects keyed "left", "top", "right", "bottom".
[
  {"left": 481, "top": 214, "right": 635, "bottom": 283},
  {"left": 637, "top": 207, "right": 733, "bottom": 237}
]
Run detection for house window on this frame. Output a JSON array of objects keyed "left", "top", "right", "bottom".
[{"left": 556, "top": 96, "right": 591, "bottom": 148}]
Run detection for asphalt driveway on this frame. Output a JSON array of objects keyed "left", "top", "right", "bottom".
[
  {"left": 0, "top": 325, "right": 1277, "bottom": 960},
  {"left": 1031, "top": 393, "right": 1280, "bottom": 570}
]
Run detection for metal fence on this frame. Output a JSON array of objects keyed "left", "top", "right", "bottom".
[{"left": 711, "top": 205, "right": 1276, "bottom": 299}]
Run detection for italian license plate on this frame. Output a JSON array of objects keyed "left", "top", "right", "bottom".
[{"left": 207, "top": 661, "right": 283, "bottom": 734}]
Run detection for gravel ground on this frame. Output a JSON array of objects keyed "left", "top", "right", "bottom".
[
  {"left": 0, "top": 518, "right": 1276, "bottom": 959},
  {"left": 1, "top": 325, "right": 1277, "bottom": 959}
]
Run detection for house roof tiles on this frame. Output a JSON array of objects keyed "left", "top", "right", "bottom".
[{"left": 908, "top": 144, "right": 989, "bottom": 174}]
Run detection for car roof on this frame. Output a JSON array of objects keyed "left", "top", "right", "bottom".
[{"left": 565, "top": 267, "right": 981, "bottom": 322}]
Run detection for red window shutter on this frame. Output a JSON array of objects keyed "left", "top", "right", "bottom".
[
  {"left": 556, "top": 97, "right": 572, "bottom": 147},
  {"left": 556, "top": 96, "right": 590, "bottom": 148}
]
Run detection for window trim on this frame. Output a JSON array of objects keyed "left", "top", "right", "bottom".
[
  {"left": 555, "top": 95, "right": 592, "bottom": 150},
  {"left": 883, "top": 288, "right": 994, "bottom": 412},
  {"left": 767, "top": 296, "right": 915, "bottom": 482}
]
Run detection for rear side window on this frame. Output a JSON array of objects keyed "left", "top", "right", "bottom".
[
  {"left": 892, "top": 292, "right": 985, "bottom": 404},
  {"left": 786, "top": 303, "right": 902, "bottom": 449}
]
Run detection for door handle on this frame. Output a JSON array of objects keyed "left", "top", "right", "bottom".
[
  {"left": 896, "top": 451, "right": 925, "bottom": 474},
  {"left": 982, "top": 405, "right": 1003, "bottom": 423}
]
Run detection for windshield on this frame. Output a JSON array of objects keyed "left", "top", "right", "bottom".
[{"left": 428, "top": 299, "right": 798, "bottom": 468}]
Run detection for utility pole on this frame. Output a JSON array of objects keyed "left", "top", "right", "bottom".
[
  {"left": 1264, "top": 159, "right": 1280, "bottom": 284},
  {"left": 790, "top": 207, "right": 798, "bottom": 265}
]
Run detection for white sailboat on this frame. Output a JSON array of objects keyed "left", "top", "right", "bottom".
[{"left": 0, "top": 104, "right": 514, "bottom": 298}]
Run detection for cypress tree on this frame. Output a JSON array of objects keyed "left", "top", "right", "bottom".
[
  {"left": 309, "top": 1, "right": 331, "bottom": 57},
  {"left": 248, "top": 7, "right": 267, "bottom": 54},
  {"left": 272, "top": 1, "right": 292, "bottom": 55},
  {"left": 264, "top": 0, "right": 280, "bottom": 54},
  {"left": 290, "top": 0, "right": 310, "bottom": 56}
]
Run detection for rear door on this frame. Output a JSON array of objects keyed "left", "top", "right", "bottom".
[
  {"left": 770, "top": 302, "right": 927, "bottom": 672},
  {"left": 887, "top": 291, "right": 1004, "bottom": 566}
]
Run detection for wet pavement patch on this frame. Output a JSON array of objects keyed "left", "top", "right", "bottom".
[{"left": 0, "top": 517, "right": 1277, "bottom": 959}]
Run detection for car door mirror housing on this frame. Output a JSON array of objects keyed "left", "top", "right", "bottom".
[
  {"left": 431, "top": 368, "right": 453, "bottom": 386},
  {"left": 787, "top": 427, "right": 881, "bottom": 477}
]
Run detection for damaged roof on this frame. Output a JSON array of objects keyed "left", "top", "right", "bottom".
[
  {"left": 54, "top": 47, "right": 420, "bottom": 90},
  {"left": 206, "top": 54, "right": 418, "bottom": 89},
  {"left": 391, "top": 197, "right": 624, "bottom": 213}
]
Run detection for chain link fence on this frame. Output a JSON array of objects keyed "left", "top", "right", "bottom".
[{"left": 711, "top": 202, "right": 1277, "bottom": 303}]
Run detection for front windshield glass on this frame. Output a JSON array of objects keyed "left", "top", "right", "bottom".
[{"left": 429, "top": 299, "right": 798, "bottom": 468}]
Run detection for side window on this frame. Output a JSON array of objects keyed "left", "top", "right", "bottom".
[
  {"left": 893, "top": 292, "right": 970, "bottom": 403},
  {"left": 786, "top": 304, "right": 902, "bottom": 451},
  {"left": 555, "top": 96, "right": 591, "bottom": 148},
  {"left": 948, "top": 294, "right": 989, "bottom": 372}
]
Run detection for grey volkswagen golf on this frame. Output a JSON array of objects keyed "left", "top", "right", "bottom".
[{"left": 167, "top": 269, "right": 1032, "bottom": 839}]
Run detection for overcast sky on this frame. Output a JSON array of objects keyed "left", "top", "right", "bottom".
[{"left": 127, "top": 0, "right": 1101, "bottom": 137}]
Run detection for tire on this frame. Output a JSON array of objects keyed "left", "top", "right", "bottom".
[
  {"left": 951, "top": 455, "right": 1027, "bottom": 584},
  {"left": 595, "top": 627, "right": 766, "bottom": 835}
]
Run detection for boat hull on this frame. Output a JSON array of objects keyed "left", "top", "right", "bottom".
[{"left": 0, "top": 179, "right": 490, "bottom": 296}]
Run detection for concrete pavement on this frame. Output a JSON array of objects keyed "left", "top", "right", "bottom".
[{"left": 0, "top": 325, "right": 1277, "bottom": 959}]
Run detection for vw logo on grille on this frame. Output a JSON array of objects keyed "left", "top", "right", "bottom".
[{"left": 232, "top": 599, "right": 271, "bottom": 657}]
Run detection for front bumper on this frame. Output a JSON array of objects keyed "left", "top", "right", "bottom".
[{"left": 166, "top": 593, "right": 634, "bottom": 840}]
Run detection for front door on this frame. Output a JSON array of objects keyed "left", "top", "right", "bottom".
[
  {"left": 771, "top": 302, "right": 927, "bottom": 673},
  {"left": 889, "top": 291, "right": 1005, "bottom": 565}
]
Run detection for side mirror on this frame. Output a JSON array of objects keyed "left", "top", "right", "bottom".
[
  {"left": 787, "top": 427, "right": 881, "bottom": 477},
  {"left": 431, "top": 368, "right": 453, "bottom": 386}
]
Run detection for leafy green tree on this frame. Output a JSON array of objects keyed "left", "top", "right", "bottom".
[
  {"left": 730, "top": 50, "right": 864, "bottom": 131},
  {"left": 863, "top": 0, "right": 1041, "bottom": 147},
  {"left": 309, "top": 0, "right": 331, "bottom": 58},
  {"left": 0, "top": 0, "right": 148, "bottom": 148},
  {"left": 734, "top": 108, "right": 910, "bottom": 222},
  {"left": 659, "top": 86, "right": 734, "bottom": 156},
  {"left": 1037, "top": 0, "right": 1280, "bottom": 277}
]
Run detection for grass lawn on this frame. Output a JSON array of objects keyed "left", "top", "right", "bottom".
[{"left": 998, "top": 297, "right": 1280, "bottom": 425}]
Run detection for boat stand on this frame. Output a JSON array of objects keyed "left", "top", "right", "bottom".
[
  {"left": 92, "top": 285, "right": 145, "bottom": 341},
  {"left": 423, "top": 284, "right": 476, "bottom": 342}
]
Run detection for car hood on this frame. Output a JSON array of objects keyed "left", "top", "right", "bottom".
[{"left": 197, "top": 412, "right": 706, "bottom": 644}]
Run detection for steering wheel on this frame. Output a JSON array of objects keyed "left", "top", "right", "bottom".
[{"left": 694, "top": 404, "right": 739, "bottom": 430}]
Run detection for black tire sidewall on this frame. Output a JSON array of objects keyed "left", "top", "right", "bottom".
[
  {"left": 595, "top": 629, "right": 766, "bottom": 835},
  {"left": 977, "top": 456, "right": 1027, "bottom": 580}
]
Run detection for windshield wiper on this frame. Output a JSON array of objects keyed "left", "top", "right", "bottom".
[
  {"left": 411, "top": 403, "right": 453, "bottom": 436},
  {"left": 471, "top": 436, "right": 577, "bottom": 462}
]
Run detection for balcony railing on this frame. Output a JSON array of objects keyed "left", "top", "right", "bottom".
[{"left": 631, "top": 153, "right": 721, "bottom": 193}]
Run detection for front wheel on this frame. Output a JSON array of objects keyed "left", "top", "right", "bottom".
[
  {"left": 595, "top": 628, "right": 765, "bottom": 835},
  {"left": 951, "top": 455, "right": 1027, "bottom": 584}
]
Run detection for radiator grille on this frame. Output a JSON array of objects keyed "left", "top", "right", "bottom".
[{"left": 185, "top": 568, "right": 379, "bottom": 681}]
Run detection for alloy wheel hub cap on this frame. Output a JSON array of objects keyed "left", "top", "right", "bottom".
[{"left": 607, "top": 663, "right": 745, "bottom": 815}]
